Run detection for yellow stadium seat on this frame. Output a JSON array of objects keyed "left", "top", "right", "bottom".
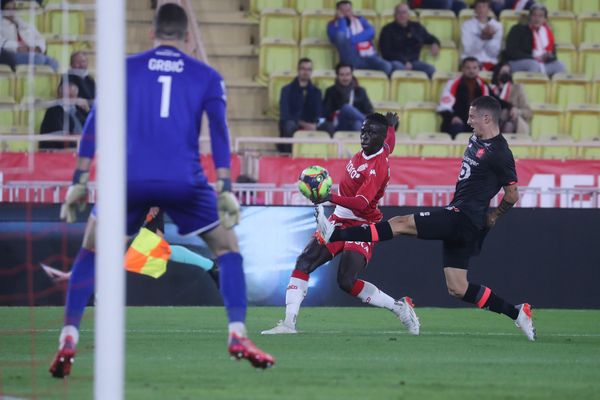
[
  {"left": 14, "top": 9, "right": 44, "bottom": 31},
  {"left": 536, "top": 0, "right": 563, "bottom": 12},
  {"left": 0, "top": 107, "right": 17, "bottom": 132},
  {"left": 512, "top": 71, "right": 550, "bottom": 104},
  {"left": 530, "top": 103, "right": 564, "bottom": 140},
  {"left": 402, "top": 102, "right": 440, "bottom": 138},
  {"left": 258, "top": 38, "right": 299, "bottom": 83},
  {"left": 538, "top": 135, "right": 576, "bottom": 159},
  {"left": 20, "top": 106, "right": 47, "bottom": 134},
  {"left": 390, "top": 70, "right": 430, "bottom": 106},
  {"left": 14, "top": 65, "right": 58, "bottom": 102},
  {"left": 504, "top": 133, "right": 536, "bottom": 159},
  {"left": 416, "top": 132, "right": 454, "bottom": 158},
  {"left": 500, "top": 10, "right": 528, "bottom": 40},
  {"left": 312, "top": 69, "right": 336, "bottom": 93},
  {"left": 301, "top": 8, "right": 335, "bottom": 41},
  {"left": 548, "top": 11, "right": 576, "bottom": 45},
  {"left": 389, "top": 133, "right": 414, "bottom": 157},
  {"left": 348, "top": 0, "right": 372, "bottom": 10},
  {"left": 578, "top": 42, "right": 600, "bottom": 79},
  {"left": 555, "top": 43, "right": 577, "bottom": 73},
  {"left": 578, "top": 12, "right": 600, "bottom": 46},
  {"left": 419, "top": 9, "right": 458, "bottom": 42},
  {"left": 292, "top": 130, "right": 337, "bottom": 158},
  {"left": 354, "top": 69, "right": 389, "bottom": 103},
  {"left": 46, "top": 41, "right": 75, "bottom": 73},
  {"left": 251, "top": 0, "right": 290, "bottom": 16},
  {"left": 295, "top": 0, "right": 332, "bottom": 13},
  {"left": 551, "top": 73, "right": 589, "bottom": 107},
  {"left": 454, "top": 132, "right": 473, "bottom": 156},
  {"left": 592, "top": 75, "right": 600, "bottom": 102},
  {"left": 267, "top": 70, "right": 295, "bottom": 117},
  {"left": 260, "top": 8, "right": 300, "bottom": 42},
  {"left": 581, "top": 137, "right": 600, "bottom": 159},
  {"left": 430, "top": 71, "right": 457, "bottom": 102},
  {"left": 420, "top": 40, "right": 459, "bottom": 74},
  {"left": 566, "top": 103, "right": 600, "bottom": 141},
  {"left": 372, "top": 101, "right": 402, "bottom": 116},
  {"left": 0, "top": 71, "right": 15, "bottom": 100},
  {"left": 333, "top": 130, "right": 362, "bottom": 157},
  {"left": 300, "top": 38, "right": 337, "bottom": 71},
  {"left": 45, "top": 9, "right": 85, "bottom": 35},
  {"left": 374, "top": 0, "right": 401, "bottom": 14},
  {"left": 567, "top": 0, "right": 600, "bottom": 15},
  {"left": 380, "top": 8, "right": 418, "bottom": 27}
]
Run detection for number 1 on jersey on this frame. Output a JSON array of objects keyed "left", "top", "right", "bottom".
[{"left": 158, "top": 75, "right": 172, "bottom": 118}]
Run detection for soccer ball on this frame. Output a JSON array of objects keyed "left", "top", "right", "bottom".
[{"left": 298, "top": 165, "right": 333, "bottom": 202}]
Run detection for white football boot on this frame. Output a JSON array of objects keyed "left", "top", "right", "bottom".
[
  {"left": 315, "top": 204, "right": 335, "bottom": 244},
  {"left": 261, "top": 320, "right": 297, "bottom": 335},
  {"left": 393, "top": 296, "right": 420, "bottom": 335},
  {"left": 515, "top": 303, "right": 536, "bottom": 341}
]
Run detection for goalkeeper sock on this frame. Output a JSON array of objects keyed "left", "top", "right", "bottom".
[
  {"left": 462, "top": 283, "right": 519, "bottom": 320},
  {"left": 284, "top": 270, "right": 309, "bottom": 327},
  {"left": 64, "top": 248, "right": 95, "bottom": 328},
  {"left": 218, "top": 252, "right": 247, "bottom": 324},
  {"left": 169, "top": 245, "right": 214, "bottom": 271},
  {"left": 351, "top": 280, "right": 395, "bottom": 311},
  {"left": 330, "top": 222, "right": 394, "bottom": 243}
]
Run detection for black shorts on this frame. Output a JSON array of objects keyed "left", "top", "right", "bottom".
[{"left": 413, "top": 208, "right": 489, "bottom": 269}]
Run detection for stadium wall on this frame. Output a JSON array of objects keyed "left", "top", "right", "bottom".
[{"left": 1, "top": 204, "right": 599, "bottom": 309}]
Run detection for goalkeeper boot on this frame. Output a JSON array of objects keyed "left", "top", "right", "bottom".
[
  {"left": 315, "top": 205, "right": 335, "bottom": 244},
  {"left": 261, "top": 320, "right": 297, "bottom": 335},
  {"left": 49, "top": 335, "right": 76, "bottom": 378},
  {"left": 393, "top": 297, "right": 420, "bottom": 336},
  {"left": 228, "top": 333, "right": 275, "bottom": 369},
  {"left": 515, "top": 303, "right": 536, "bottom": 341}
]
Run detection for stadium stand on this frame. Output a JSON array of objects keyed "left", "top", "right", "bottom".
[
  {"left": 551, "top": 73, "right": 589, "bottom": 107},
  {"left": 354, "top": 69, "right": 388, "bottom": 102},
  {"left": 390, "top": 70, "right": 430, "bottom": 106},
  {"left": 512, "top": 71, "right": 550, "bottom": 104},
  {"left": 292, "top": 129, "right": 336, "bottom": 157},
  {"left": 260, "top": 8, "right": 299, "bottom": 42},
  {"left": 402, "top": 101, "right": 439, "bottom": 138},
  {"left": 419, "top": 9, "right": 457, "bottom": 42}
]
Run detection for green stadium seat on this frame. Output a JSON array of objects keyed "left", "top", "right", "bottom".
[
  {"left": 295, "top": 0, "right": 332, "bottom": 13},
  {"left": 354, "top": 69, "right": 389, "bottom": 103},
  {"left": 538, "top": 135, "right": 576, "bottom": 159},
  {"left": 419, "top": 9, "right": 457, "bottom": 42},
  {"left": 504, "top": 133, "right": 536, "bottom": 159},
  {"left": 301, "top": 9, "right": 334, "bottom": 41},
  {"left": 292, "top": 130, "right": 336, "bottom": 158},
  {"left": 390, "top": 70, "right": 430, "bottom": 106},
  {"left": 0, "top": 70, "right": 15, "bottom": 101},
  {"left": 550, "top": 73, "right": 588, "bottom": 107},
  {"left": 311, "top": 69, "right": 336, "bottom": 93},
  {"left": 333, "top": 131, "right": 362, "bottom": 157},
  {"left": 592, "top": 75, "right": 600, "bottom": 103},
  {"left": 258, "top": 38, "right": 299, "bottom": 83},
  {"left": 20, "top": 106, "right": 47, "bottom": 134},
  {"left": 251, "top": 0, "right": 290, "bottom": 16},
  {"left": 420, "top": 40, "right": 459, "bottom": 75},
  {"left": 0, "top": 106, "right": 16, "bottom": 130},
  {"left": 530, "top": 103, "right": 564, "bottom": 140},
  {"left": 374, "top": 0, "right": 402, "bottom": 14},
  {"left": 454, "top": 132, "right": 473, "bottom": 157},
  {"left": 267, "top": 70, "right": 295, "bottom": 117},
  {"left": 300, "top": 38, "right": 337, "bottom": 71},
  {"left": 14, "top": 65, "right": 57, "bottom": 102},
  {"left": 581, "top": 137, "right": 600, "bottom": 159},
  {"left": 568, "top": 0, "right": 600, "bottom": 15},
  {"left": 578, "top": 12, "right": 600, "bottom": 46},
  {"left": 260, "top": 8, "right": 300, "bottom": 42},
  {"left": 346, "top": 0, "right": 372, "bottom": 10},
  {"left": 372, "top": 101, "right": 402, "bottom": 116},
  {"left": 416, "top": 132, "right": 454, "bottom": 158},
  {"left": 14, "top": 9, "right": 44, "bottom": 31},
  {"left": 537, "top": 0, "right": 563, "bottom": 12},
  {"left": 402, "top": 102, "right": 439, "bottom": 138},
  {"left": 566, "top": 103, "right": 600, "bottom": 141},
  {"left": 380, "top": 8, "right": 418, "bottom": 27},
  {"left": 548, "top": 11, "right": 576, "bottom": 45},
  {"left": 500, "top": 10, "right": 528, "bottom": 40},
  {"left": 389, "top": 133, "right": 414, "bottom": 157},
  {"left": 513, "top": 71, "right": 550, "bottom": 104},
  {"left": 45, "top": 40, "right": 75, "bottom": 73},
  {"left": 45, "top": 9, "right": 85, "bottom": 35},
  {"left": 430, "top": 71, "right": 457, "bottom": 102},
  {"left": 0, "top": 127, "right": 37, "bottom": 152},
  {"left": 578, "top": 42, "right": 600, "bottom": 79},
  {"left": 555, "top": 43, "right": 577, "bottom": 73}
]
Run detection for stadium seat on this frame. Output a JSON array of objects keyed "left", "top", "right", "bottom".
[
  {"left": 458, "top": 8, "right": 496, "bottom": 27},
  {"left": 416, "top": 132, "right": 454, "bottom": 158},
  {"left": 581, "top": 137, "right": 600, "bottom": 159},
  {"left": 251, "top": 0, "right": 290, "bottom": 16},
  {"left": 390, "top": 70, "right": 430, "bottom": 106},
  {"left": 45, "top": 41, "right": 76, "bottom": 73},
  {"left": 548, "top": 11, "right": 576, "bottom": 45},
  {"left": 530, "top": 103, "right": 564, "bottom": 140},
  {"left": 379, "top": 8, "right": 418, "bottom": 27},
  {"left": 0, "top": 107, "right": 17, "bottom": 132},
  {"left": 258, "top": 38, "right": 299, "bottom": 83},
  {"left": 500, "top": 10, "right": 528, "bottom": 40},
  {"left": 374, "top": 0, "right": 402, "bottom": 14},
  {"left": 267, "top": 70, "right": 295, "bottom": 117},
  {"left": 301, "top": 9, "right": 335, "bottom": 41},
  {"left": 592, "top": 75, "right": 600, "bottom": 103},
  {"left": 430, "top": 71, "right": 457, "bottom": 102},
  {"left": 567, "top": 0, "right": 600, "bottom": 15},
  {"left": 295, "top": 0, "right": 332, "bottom": 13},
  {"left": 292, "top": 130, "right": 337, "bottom": 158},
  {"left": 260, "top": 8, "right": 300, "bottom": 42},
  {"left": 14, "top": 65, "right": 58, "bottom": 102},
  {"left": 420, "top": 40, "right": 459, "bottom": 75},
  {"left": 454, "top": 132, "right": 473, "bottom": 156},
  {"left": 402, "top": 102, "right": 439, "bottom": 138},
  {"left": 300, "top": 38, "right": 337, "bottom": 71},
  {"left": 536, "top": 0, "right": 563, "bottom": 12},
  {"left": 538, "top": 135, "right": 576, "bottom": 159},
  {"left": 354, "top": 9, "right": 379, "bottom": 35},
  {"left": 578, "top": 42, "right": 600, "bottom": 79},
  {"left": 577, "top": 12, "right": 600, "bottom": 46},
  {"left": 566, "top": 103, "right": 600, "bottom": 141},
  {"left": 550, "top": 73, "right": 589, "bottom": 107},
  {"left": 0, "top": 70, "right": 15, "bottom": 101},
  {"left": 311, "top": 69, "right": 336, "bottom": 93},
  {"left": 354, "top": 69, "right": 389, "bottom": 103},
  {"left": 45, "top": 9, "right": 85, "bottom": 35},
  {"left": 555, "top": 43, "right": 577, "bottom": 73},
  {"left": 389, "top": 133, "right": 414, "bottom": 157},
  {"left": 14, "top": 9, "right": 44, "bottom": 31},
  {"left": 372, "top": 101, "right": 402, "bottom": 116},
  {"left": 19, "top": 107, "right": 47, "bottom": 134},
  {"left": 512, "top": 71, "right": 550, "bottom": 104},
  {"left": 504, "top": 133, "right": 536, "bottom": 159},
  {"left": 333, "top": 131, "right": 362, "bottom": 157},
  {"left": 419, "top": 9, "right": 457, "bottom": 42},
  {"left": 345, "top": 0, "right": 372, "bottom": 10}
]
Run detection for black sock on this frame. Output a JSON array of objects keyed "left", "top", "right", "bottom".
[
  {"left": 329, "top": 221, "right": 394, "bottom": 242},
  {"left": 462, "top": 283, "right": 519, "bottom": 320}
]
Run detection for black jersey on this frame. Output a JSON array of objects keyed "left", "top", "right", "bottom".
[{"left": 449, "top": 133, "right": 517, "bottom": 229}]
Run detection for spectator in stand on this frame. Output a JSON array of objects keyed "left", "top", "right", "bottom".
[
  {"left": 491, "top": 62, "right": 531, "bottom": 134},
  {"left": 379, "top": 3, "right": 439, "bottom": 79},
  {"left": 437, "top": 57, "right": 492, "bottom": 138},
  {"left": 321, "top": 62, "right": 373, "bottom": 133},
  {"left": 461, "top": 0, "right": 503, "bottom": 71},
  {"left": 0, "top": 0, "right": 59, "bottom": 71},
  {"left": 408, "top": 0, "right": 467, "bottom": 16},
  {"left": 39, "top": 80, "right": 88, "bottom": 150},
  {"left": 327, "top": 1, "right": 393, "bottom": 76},
  {"left": 278, "top": 58, "right": 323, "bottom": 153},
  {"left": 63, "top": 51, "right": 96, "bottom": 105},
  {"left": 503, "top": 4, "right": 565, "bottom": 76}
]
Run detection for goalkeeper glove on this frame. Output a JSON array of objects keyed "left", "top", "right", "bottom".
[
  {"left": 216, "top": 177, "right": 240, "bottom": 229},
  {"left": 60, "top": 169, "right": 89, "bottom": 223}
]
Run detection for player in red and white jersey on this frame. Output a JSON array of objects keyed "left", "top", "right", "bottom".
[{"left": 262, "top": 112, "right": 420, "bottom": 335}]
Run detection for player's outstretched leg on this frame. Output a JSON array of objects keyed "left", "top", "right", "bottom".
[
  {"left": 169, "top": 245, "right": 219, "bottom": 287},
  {"left": 338, "top": 251, "right": 420, "bottom": 335}
]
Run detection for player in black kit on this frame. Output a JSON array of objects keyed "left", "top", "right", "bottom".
[{"left": 315, "top": 96, "right": 536, "bottom": 341}]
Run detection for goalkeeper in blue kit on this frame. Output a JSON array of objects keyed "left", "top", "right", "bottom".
[{"left": 50, "top": 3, "right": 275, "bottom": 378}]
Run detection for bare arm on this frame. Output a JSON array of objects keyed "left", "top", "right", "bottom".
[{"left": 487, "top": 184, "right": 519, "bottom": 228}]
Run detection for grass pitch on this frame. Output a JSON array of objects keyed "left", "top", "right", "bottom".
[{"left": 1, "top": 307, "right": 599, "bottom": 400}]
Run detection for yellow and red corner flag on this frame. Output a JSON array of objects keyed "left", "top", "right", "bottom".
[{"left": 124, "top": 227, "right": 171, "bottom": 278}]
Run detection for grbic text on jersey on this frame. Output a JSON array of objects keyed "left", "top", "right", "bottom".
[{"left": 148, "top": 58, "right": 185, "bottom": 73}]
